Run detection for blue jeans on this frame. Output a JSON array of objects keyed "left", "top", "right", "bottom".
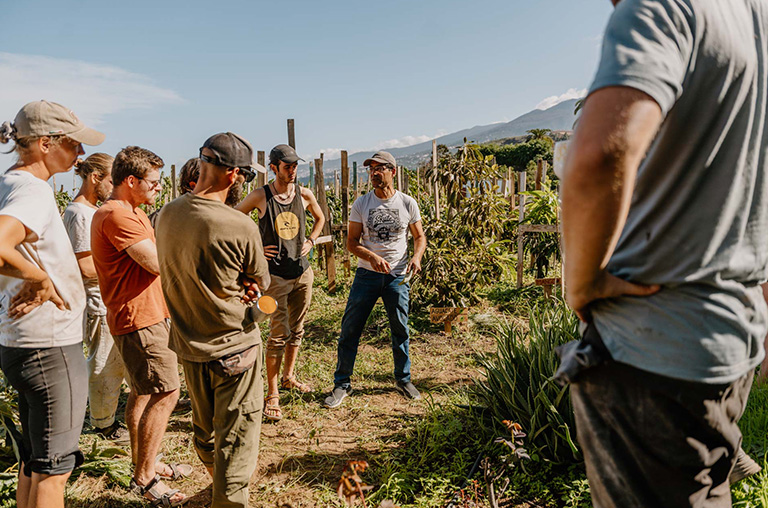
[{"left": 334, "top": 268, "right": 411, "bottom": 389}]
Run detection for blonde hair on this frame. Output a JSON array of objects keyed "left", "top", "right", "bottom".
[{"left": 74, "top": 153, "right": 113, "bottom": 180}]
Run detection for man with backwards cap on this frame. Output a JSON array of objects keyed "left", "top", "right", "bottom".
[
  {"left": 324, "top": 150, "right": 426, "bottom": 408},
  {"left": 237, "top": 144, "right": 325, "bottom": 421},
  {"left": 157, "top": 132, "right": 270, "bottom": 508}
]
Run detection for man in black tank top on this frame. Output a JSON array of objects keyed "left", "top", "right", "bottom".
[{"left": 236, "top": 144, "right": 325, "bottom": 421}]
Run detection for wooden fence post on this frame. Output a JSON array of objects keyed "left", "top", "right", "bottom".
[
  {"left": 432, "top": 140, "right": 441, "bottom": 221},
  {"left": 352, "top": 161, "right": 358, "bottom": 200},
  {"left": 309, "top": 161, "right": 314, "bottom": 189},
  {"left": 170, "top": 164, "right": 177, "bottom": 199},
  {"left": 341, "top": 151, "right": 350, "bottom": 276},
  {"left": 287, "top": 119, "right": 296, "bottom": 149},
  {"left": 535, "top": 160, "right": 543, "bottom": 190},
  {"left": 334, "top": 170, "right": 340, "bottom": 197},
  {"left": 396, "top": 165, "right": 403, "bottom": 191},
  {"left": 257, "top": 151, "right": 266, "bottom": 188},
  {"left": 403, "top": 170, "right": 410, "bottom": 196},
  {"left": 516, "top": 170, "right": 527, "bottom": 288},
  {"left": 314, "top": 157, "right": 336, "bottom": 292}
]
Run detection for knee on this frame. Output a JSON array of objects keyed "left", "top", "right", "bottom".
[
  {"left": 33, "top": 471, "right": 71, "bottom": 489},
  {"left": 152, "top": 389, "right": 179, "bottom": 408}
]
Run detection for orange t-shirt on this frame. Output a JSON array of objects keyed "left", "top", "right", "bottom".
[{"left": 91, "top": 201, "right": 169, "bottom": 335}]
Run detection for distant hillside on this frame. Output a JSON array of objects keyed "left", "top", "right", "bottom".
[{"left": 299, "top": 99, "right": 579, "bottom": 183}]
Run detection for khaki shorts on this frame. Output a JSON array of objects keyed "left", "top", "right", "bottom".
[
  {"left": 113, "top": 320, "right": 180, "bottom": 395},
  {"left": 266, "top": 268, "right": 313, "bottom": 357}
]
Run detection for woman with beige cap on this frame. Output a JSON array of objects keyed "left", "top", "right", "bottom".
[{"left": 0, "top": 101, "right": 104, "bottom": 508}]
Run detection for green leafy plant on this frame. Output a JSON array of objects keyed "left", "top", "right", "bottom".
[
  {"left": 521, "top": 186, "right": 561, "bottom": 278},
  {"left": 411, "top": 142, "right": 515, "bottom": 308},
  {"left": 55, "top": 188, "right": 72, "bottom": 214},
  {"left": 74, "top": 441, "right": 132, "bottom": 488},
  {"left": 472, "top": 301, "right": 581, "bottom": 464}
]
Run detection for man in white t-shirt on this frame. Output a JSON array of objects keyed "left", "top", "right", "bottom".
[{"left": 324, "top": 151, "right": 427, "bottom": 408}]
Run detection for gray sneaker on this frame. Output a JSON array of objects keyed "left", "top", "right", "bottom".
[
  {"left": 396, "top": 381, "right": 421, "bottom": 400},
  {"left": 324, "top": 386, "right": 352, "bottom": 408}
]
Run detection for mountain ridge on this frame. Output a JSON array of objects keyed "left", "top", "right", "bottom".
[{"left": 299, "top": 98, "right": 579, "bottom": 179}]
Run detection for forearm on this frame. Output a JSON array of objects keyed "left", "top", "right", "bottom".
[
  {"left": 308, "top": 219, "right": 324, "bottom": 242},
  {"left": 0, "top": 248, "right": 48, "bottom": 282},
  {"left": 348, "top": 239, "right": 377, "bottom": 263},
  {"left": 412, "top": 235, "right": 426, "bottom": 262},
  {"left": 562, "top": 151, "right": 637, "bottom": 298},
  {"left": 77, "top": 255, "right": 98, "bottom": 279}
]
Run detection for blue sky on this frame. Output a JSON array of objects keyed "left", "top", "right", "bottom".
[{"left": 0, "top": 1, "right": 613, "bottom": 187}]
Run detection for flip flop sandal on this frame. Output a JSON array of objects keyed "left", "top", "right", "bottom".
[
  {"left": 280, "top": 375, "right": 313, "bottom": 393},
  {"left": 131, "top": 474, "right": 188, "bottom": 507},
  {"left": 264, "top": 395, "right": 282, "bottom": 421},
  {"left": 155, "top": 453, "right": 193, "bottom": 481}
]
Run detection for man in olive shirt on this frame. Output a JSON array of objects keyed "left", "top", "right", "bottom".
[{"left": 156, "top": 132, "right": 269, "bottom": 508}]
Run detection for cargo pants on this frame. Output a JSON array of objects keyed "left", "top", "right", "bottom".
[{"left": 182, "top": 346, "right": 263, "bottom": 508}]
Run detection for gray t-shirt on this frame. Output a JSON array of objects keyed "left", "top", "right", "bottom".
[
  {"left": 589, "top": 0, "right": 768, "bottom": 383},
  {"left": 63, "top": 201, "right": 107, "bottom": 316},
  {"left": 350, "top": 190, "right": 421, "bottom": 277}
]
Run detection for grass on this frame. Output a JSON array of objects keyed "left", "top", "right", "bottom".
[{"left": 0, "top": 274, "right": 765, "bottom": 506}]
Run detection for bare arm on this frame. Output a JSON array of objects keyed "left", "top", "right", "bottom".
[
  {"left": 75, "top": 252, "right": 97, "bottom": 279},
  {"left": 125, "top": 239, "right": 161, "bottom": 276},
  {"left": 561, "top": 86, "right": 663, "bottom": 320},
  {"left": 406, "top": 221, "right": 427, "bottom": 274},
  {"left": 347, "top": 221, "right": 391, "bottom": 273},
  {"left": 235, "top": 187, "right": 267, "bottom": 218},
  {"left": 0, "top": 215, "right": 66, "bottom": 316},
  {"left": 301, "top": 187, "right": 326, "bottom": 256}
]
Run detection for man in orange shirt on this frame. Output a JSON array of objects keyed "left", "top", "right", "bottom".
[{"left": 91, "top": 146, "right": 189, "bottom": 506}]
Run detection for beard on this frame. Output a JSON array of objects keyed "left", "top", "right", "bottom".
[
  {"left": 225, "top": 179, "right": 244, "bottom": 207},
  {"left": 96, "top": 183, "right": 112, "bottom": 203}
]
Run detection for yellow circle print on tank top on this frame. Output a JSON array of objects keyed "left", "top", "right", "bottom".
[{"left": 275, "top": 211, "right": 300, "bottom": 240}]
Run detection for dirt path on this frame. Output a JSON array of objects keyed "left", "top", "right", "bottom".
[{"left": 67, "top": 288, "right": 495, "bottom": 508}]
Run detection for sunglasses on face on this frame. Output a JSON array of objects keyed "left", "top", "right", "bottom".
[
  {"left": 138, "top": 176, "right": 162, "bottom": 188},
  {"left": 199, "top": 152, "right": 256, "bottom": 183}
]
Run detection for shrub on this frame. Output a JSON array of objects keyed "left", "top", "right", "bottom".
[{"left": 472, "top": 301, "right": 582, "bottom": 464}]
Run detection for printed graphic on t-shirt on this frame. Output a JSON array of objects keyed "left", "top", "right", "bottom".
[
  {"left": 367, "top": 208, "right": 403, "bottom": 244},
  {"left": 275, "top": 211, "right": 300, "bottom": 240}
]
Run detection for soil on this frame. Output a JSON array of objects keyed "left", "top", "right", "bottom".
[{"left": 66, "top": 294, "right": 496, "bottom": 508}]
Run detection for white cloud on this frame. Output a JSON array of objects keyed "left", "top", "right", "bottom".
[
  {"left": 0, "top": 52, "right": 183, "bottom": 126},
  {"left": 535, "top": 88, "right": 587, "bottom": 111}
]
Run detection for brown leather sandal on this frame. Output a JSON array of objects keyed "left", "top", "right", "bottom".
[
  {"left": 130, "top": 474, "right": 188, "bottom": 507},
  {"left": 280, "top": 375, "right": 312, "bottom": 393},
  {"left": 155, "top": 453, "right": 193, "bottom": 481},
  {"left": 264, "top": 394, "right": 282, "bottom": 421}
]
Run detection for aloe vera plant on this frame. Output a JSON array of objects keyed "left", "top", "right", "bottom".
[{"left": 473, "top": 301, "right": 582, "bottom": 464}]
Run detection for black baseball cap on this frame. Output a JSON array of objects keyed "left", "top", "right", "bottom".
[
  {"left": 269, "top": 144, "right": 305, "bottom": 165},
  {"left": 200, "top": 132, "right": 266, "bottom": 174}
]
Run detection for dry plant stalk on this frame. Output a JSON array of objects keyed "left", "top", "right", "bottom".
[{"left": 338, "top": 460, "right": 374, "bottom": 507}]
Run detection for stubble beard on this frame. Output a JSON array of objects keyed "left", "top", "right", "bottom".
[{"left": 225, "top": 180, "right": 244, "bottom": 207}]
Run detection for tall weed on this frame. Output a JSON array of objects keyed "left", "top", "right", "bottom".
[{"left": 473, "top": 301, "right": 581, "bottom": 464}]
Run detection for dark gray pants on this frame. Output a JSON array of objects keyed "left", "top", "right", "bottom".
[
  {"left": 0, "top": 343, "right": 87, "bottom": 476},
  {"left": 571, "top": 361, "right": 752, "bottom": 508}
]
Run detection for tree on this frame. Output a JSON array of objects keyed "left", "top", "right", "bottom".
[{"left": 526, "top": 128, "right": 552, "bottom": 142}]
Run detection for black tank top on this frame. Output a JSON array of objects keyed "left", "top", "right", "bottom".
[{"left": 259, "top": 184, "right": 309, "bottom": 279}]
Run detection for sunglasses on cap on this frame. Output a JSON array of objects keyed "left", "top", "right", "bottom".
[{"left": 199, "top": 152, "right": 256, "bottom": 183}]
